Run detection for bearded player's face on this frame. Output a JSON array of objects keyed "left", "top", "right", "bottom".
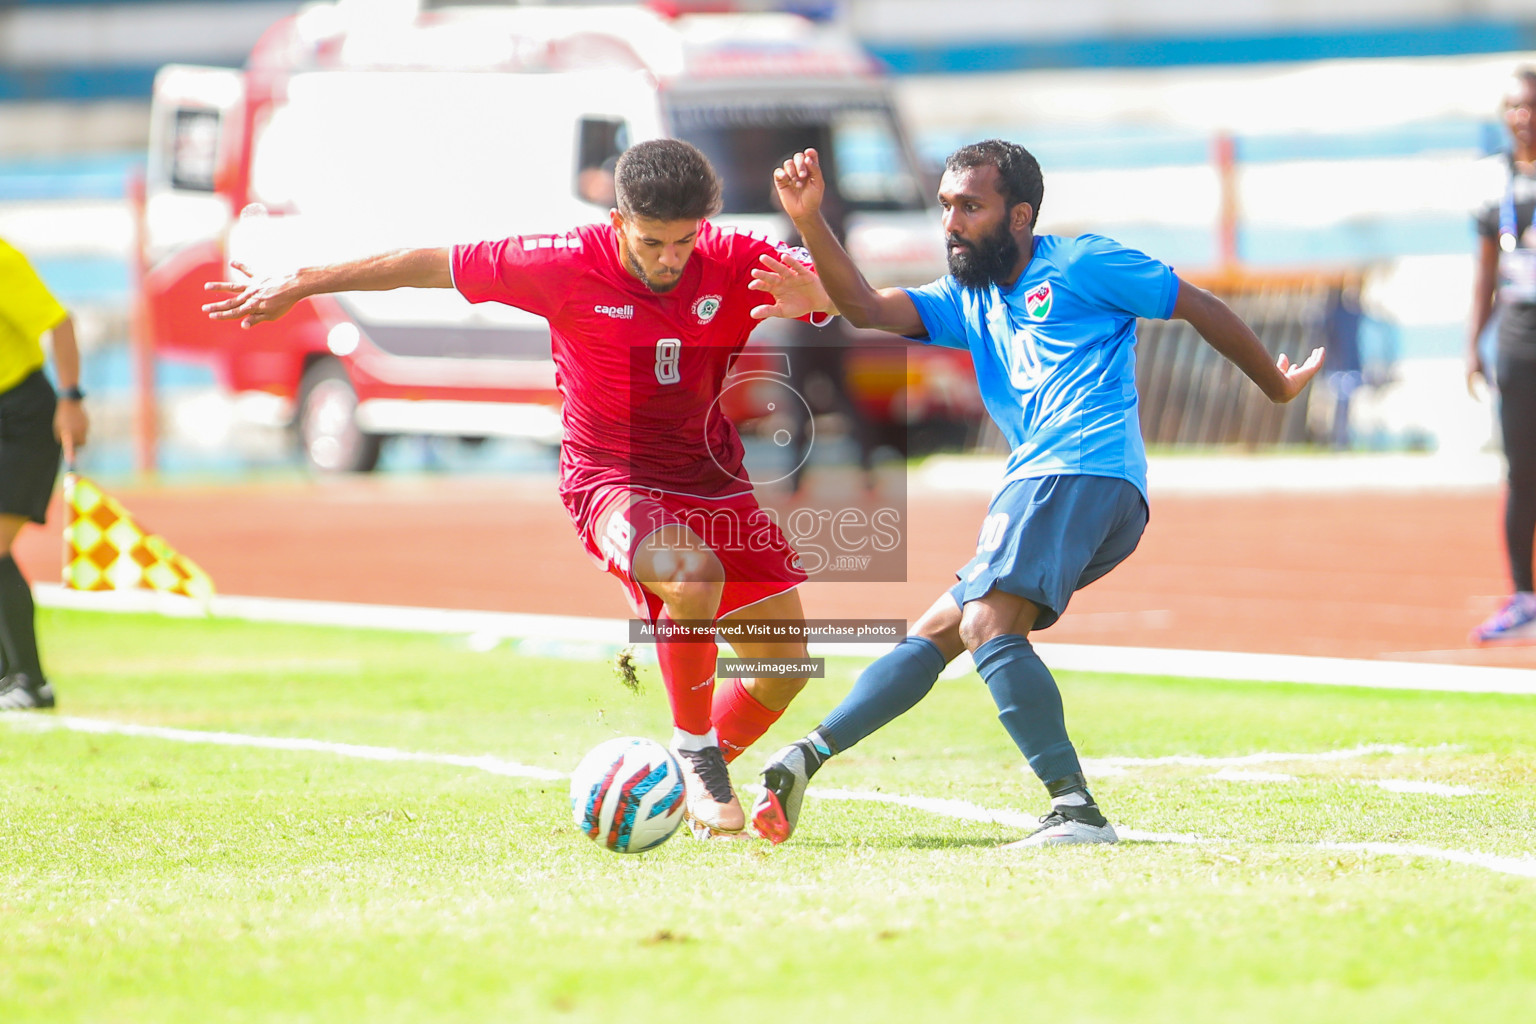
[
  {"left": 611, "top": 212, "right": 701, "bottom": 294},
  {"left": 937, "top": 164, "right": 1024, "bottom": 290}
]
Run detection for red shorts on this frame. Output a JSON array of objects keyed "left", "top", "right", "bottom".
[{"left": 574, "top": 485, "right": 807, "bottom": 623}]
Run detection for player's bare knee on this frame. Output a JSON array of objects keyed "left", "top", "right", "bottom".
[
  {"left": 662, "top": 578, "right": 724, "bottom": 621},
  {"left": 959, "top": 590, "right": 1038, "bottom": 652},
  {"left": 910, "top": 593, "right": 966, "bottom": 661},
  {"left": 958, "top": 604, "right": 1016, "bottom": 652},
  {"left": 647, "top": 544, "right": 724, "bottom": 585},
  {"left": 957, "top": 616, "right": 996, "bottom": 653}
]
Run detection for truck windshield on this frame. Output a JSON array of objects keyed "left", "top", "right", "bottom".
[{"left": 667, "top": 96, "right": 925, "bottom": 218}]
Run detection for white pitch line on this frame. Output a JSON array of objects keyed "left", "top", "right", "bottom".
[
  {"left": 1370, "top": 779, "right": 1483, "bottom": 796},
  {"left": 1211, "top": 770, "right": 1483, "bottom": 796},
  {"left": 6, "top": 715, "right": 1529, "bottom": 877},
  {"left": 1318, "top": 842, "right": 1536, "bottom": 879},
  {"left": 1213, "top": 769, "right": 1298, "bottom": 783},
  {"left": 805, "top": 787, "right": 1209, "bottom": 845},
  {"left": 1082, "top": 742, "right": 1453, "bottom": 769},
  {"left": 9, "top": 718, "right": 1523, "bottom": 878},
  {"left": 6, "top": 714, "right": 563, "bottom": 781},
  {"left": 1096, "top": 746, "right": 1484, "bottom": 795},
  {"left": 808, "top": 787, "right": 1034, "bottom": 830},
  {"left": 33, "top": 584, "right": 1536, "bottom": 695},
  {"left": 808, "top": 788, "right": 1535, "bottom": 875}
]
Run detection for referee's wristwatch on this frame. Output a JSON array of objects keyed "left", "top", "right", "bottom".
[{"left": 59, "top": 386, "right": 85, "bottom": 401}]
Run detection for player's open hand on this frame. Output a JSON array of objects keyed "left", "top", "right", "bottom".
[
  {"left": 1272, "top": 346, "right": 1327, "bottom": 403},
  {"left": 749, "top": 252, "right": 835, "bottom": 321},
  {"left": 773, "top": 149, "right": 825, "bottom": 223},
  {"left": 202, "top": 261, "right": 304, "bottom": 328}
]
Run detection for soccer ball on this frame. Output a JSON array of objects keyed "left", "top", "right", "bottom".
[{"left": 569, "top": 737, "right": 687, "bottom": 853}]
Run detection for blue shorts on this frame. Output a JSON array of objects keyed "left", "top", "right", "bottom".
[{"left": 949, "top": 474, "right": 1147, "bottom": 630}]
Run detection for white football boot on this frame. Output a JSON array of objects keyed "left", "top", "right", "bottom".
[
  {"left": 1003, "top": 803, "right": 1118, "bottom": 848},
  {"left": 672, "top": 745, "right": 747, "bottom": 839}
]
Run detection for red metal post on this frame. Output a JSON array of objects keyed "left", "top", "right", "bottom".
[
  {"left": 126, "top": 167, "right": 158, "bottom": 478},
  {"left": 1213, "top": 131, "right": 1240, "bottom": 274}
]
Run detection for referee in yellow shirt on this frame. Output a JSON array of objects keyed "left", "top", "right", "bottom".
[{"left": 0, "top": 237, "right": 89, "bottom": 710}]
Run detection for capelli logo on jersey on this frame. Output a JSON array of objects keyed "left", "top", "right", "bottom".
[
  {"left": 595, "top": 304, "right": 634, "bottom": 319},
  {"left": 1024, "top": 283, "right": 1052, "bottom": 319},
  {"left": 693, "top": 294, "right": 723, "bottom": 323}
]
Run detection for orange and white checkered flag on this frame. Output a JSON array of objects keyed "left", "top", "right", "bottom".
[{"left": 61, "top": 472, "right": 214, "bottom": 600}]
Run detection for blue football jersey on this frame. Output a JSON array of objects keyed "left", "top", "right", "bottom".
[{"left": 905, "top": 233, "right": 1178, "bottom": 499}]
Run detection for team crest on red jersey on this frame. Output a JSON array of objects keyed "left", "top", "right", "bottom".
[
  {"left": 777, "top": 244, "right": 813, "bottom": 266},
  {"left": 693, "top": 294, "right": 723, "bottom": 324}
]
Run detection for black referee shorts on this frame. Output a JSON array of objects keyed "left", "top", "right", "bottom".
[{"left": 0, "top": 370, "right": 63, "bottom": 524}]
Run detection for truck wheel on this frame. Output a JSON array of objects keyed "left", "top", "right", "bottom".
[{"left": 296, "top": 359, "right": 383, "bottom": 473}]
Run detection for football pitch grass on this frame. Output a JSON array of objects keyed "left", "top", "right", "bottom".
[{"left": 4, "top": 609, "right": 1535, "bottom": 1023}]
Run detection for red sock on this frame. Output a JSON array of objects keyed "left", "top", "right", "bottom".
[
  {"left": 712, "top": 677, "right": 785, "bottom": 763},
  {"left": 655, "top": 616, "right": 716, "bottom": 735}
]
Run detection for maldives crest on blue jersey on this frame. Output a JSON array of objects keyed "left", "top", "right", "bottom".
[{"left": 1024, "top": 282, "right": 1052, "bottom": 319}]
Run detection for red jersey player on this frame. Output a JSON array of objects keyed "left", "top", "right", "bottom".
[{"left": 203, "top": 140, "right": 838, "bottom": 839}]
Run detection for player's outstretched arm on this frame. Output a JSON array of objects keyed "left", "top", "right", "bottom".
[
  {"left": 202, "top": 247, "right": 453, "bottom": 328},
  {"left": 773, "top": 149, "right": 925, "bottom": 336},
  {"left": 1173, "top": 276, "right": 1325, "bottom": 403},
  {"left": 748, "top": 253, "right": 838, "bottom": 320}
]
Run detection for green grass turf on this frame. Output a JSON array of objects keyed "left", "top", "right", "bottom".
[{"left": 2, "top": 608, "right": 1534, "bottom": 1023}]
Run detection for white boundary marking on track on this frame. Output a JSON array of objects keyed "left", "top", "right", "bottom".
[
  {"left": 6, "top": 714, "right": 1531, "bottom": 878},
  {"left": 34, "top": 584, "right": 1536, "bottom": 695}
]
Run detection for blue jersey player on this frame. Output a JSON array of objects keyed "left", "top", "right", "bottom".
[{"left": 745, "top": 141, "right": 1325, "bottom": 847}]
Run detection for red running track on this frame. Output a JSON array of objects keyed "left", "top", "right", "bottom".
[{"left": 14, "top": 474, "right": 1533, "bottom": 669}]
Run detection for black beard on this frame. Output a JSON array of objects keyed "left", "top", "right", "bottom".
[
  {"left": 622, "top": 240, "right": 682, "bottom": 294},
  {"left": 946, "top": 223, "right": 1019, "bottom": 290}
]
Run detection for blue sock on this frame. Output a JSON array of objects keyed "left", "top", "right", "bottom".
[
  {"left": 973, "top": 634, "right": 1081, "bottom": 786},
  {"left": 816, "top": 636, "right": 948, "bottom": 753}
]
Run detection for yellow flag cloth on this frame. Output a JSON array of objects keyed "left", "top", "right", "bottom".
[{"left": 61, "top": 473, "right": 215, "bottom": 600}]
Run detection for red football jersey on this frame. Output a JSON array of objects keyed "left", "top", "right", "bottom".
[{"left": 452, "top": 221, "right": 813, "bottom": 512}]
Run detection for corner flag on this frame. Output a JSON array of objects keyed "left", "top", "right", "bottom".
[{"left": 61, "top": 472, "right": 215, "bottom": 600}]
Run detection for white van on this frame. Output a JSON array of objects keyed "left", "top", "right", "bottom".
[{"left": 139, "top": 1, "right": 960, "bottom": 471}]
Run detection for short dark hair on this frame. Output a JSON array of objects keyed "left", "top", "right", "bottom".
[
  {"left": 945, "top": 139, "right": 1044, "bottom": 220},
  {"left": 614, "top": 139, "right": 722, "bottom": 221}
]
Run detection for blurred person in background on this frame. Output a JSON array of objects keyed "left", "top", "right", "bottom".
[
  {"left": 749, "top": 142, "right": 1323, "bottom": 847},
  {"left": 1469, "top": 67, "right": 1536, "bottom": 643},
  {"left": 0, "top": 237, "right": 89, "bottom": 711},
  {"left": 204, "top": 139, "right": 837, "bottom": 840},
  {"left": 577, "top": 154, "right": 619, "bottom": 208}
]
